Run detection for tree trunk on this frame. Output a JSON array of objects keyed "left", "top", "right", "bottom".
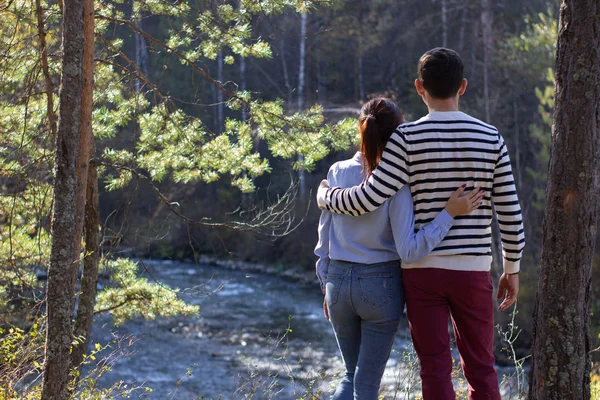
[
  {"left": 240, "top": 53, "right": 251, "bottom": 207},
  {"left": 513, "top": 96, "right": 521, "bottom": 191},
  {"left": 470, "top": 19, "right": 478, "bottom": 81},
  {"left": 480, "top": 0, "right": 492, "bottom": 123},
  {"left": 217, "top": 50, "right": 224, "bottom": 133},
  {"left": 358, "top": 56, "right": 365, "bottom": 101},
  {"left": 41, "top": 0, "right": 84, "bottom": 398},
  {"left": 70, "top": 161, "right": 100, "bottom": 376},
  {"left": 279, "top": 37, "right": 292, "bottom": 106},
  {"left": 133, "top": 0, "right": 149, "bottom": 93},
  {"left": 69, "top": 0, "right": 95, "bottom": 370},
  {"left": 240, "top": 55, "right": 247, "bottom": 122},
  {"left": 458, "top": 5, "right": 467, "bottom": 53},
  {"left": 316, "top": 45, "right": 326, "bottom": 104},
  {"left": 297, "top": 12, "right": 307, "bottom": 199},
  {"left": 528, "top": 1, "right": 600, "bottom": 399},
  {"left": 212, "top": 83, "right": 218, "bottom": 133},
  {"left": 71, "top": 0, "right": 94, "bottom": 295}
]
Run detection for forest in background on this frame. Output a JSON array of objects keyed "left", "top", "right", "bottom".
[
  {"left": 98, "top": 0, "right": 599, "bottom": 357},
  {"left": 1, "top": 0, "right": 600, "bottom": 397}
]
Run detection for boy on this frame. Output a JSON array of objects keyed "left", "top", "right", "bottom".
[{"left": 316, "top": 48, "right": 524, "bottom": 400}]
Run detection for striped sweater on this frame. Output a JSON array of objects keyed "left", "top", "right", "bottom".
[{"left": 321, "top": 111, "right": 525, "bottom": 273}]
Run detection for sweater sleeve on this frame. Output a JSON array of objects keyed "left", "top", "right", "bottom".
[
  {"left": 314, "top": 210, "right": 331, "bottom": 292},
  {"left": 492, "top": 134, "right": 525, "bottom": 273},
  {"left": 314, "top": 168, "right": 335, "bottom": 292},
  {"left": 317, "top": 129, "right": 409, "bottom": 216},
  {"left": 389, "top": 186, "right": 455, "bottom": 263}
]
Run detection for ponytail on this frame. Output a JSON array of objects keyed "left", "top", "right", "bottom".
[
  {"left": 359, "top": 115, "right": 384, "bottom": 176},
  {"left": 358, "top": 98, "right": 403, "bottom": 177}
]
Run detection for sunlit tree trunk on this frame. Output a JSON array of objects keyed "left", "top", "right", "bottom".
[
  {"left": 217, "top": 50, "right": 224, "bottom": 133},
  {"left": 297, "top": 12, "right": 307, "bottom": 199},
  {"left": 41, "top": 0, "right": 84, "bottom": 397},
  {"left": 212, "top": 84, "right": 218, "bottom": 133},
  {"left": 69, "top": 0, "right": 95, "bottom": 376},
  {"left": 240, "top": 56, "right": 247, "bottom": 122},
  {"left": 70, "top": 162, "right": 100, "bottom": 376},
  {"left": 71, "top": 0, "right": 94, "bottom": 293},
  {"left": 132, "top": 0, "right": 148, "bottom": 92},
  {"left": 529, "top": 1, "right": 600, "bottom": 398},
  {"left": 240, "top": 49, "right": 251, "bottom": 206}
]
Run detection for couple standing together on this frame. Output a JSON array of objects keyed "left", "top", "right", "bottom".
[{"left": 314, "top": 47, "right": 524, "bottom": 400}]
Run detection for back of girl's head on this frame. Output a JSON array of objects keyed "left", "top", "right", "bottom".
[{"left": 358, "top": 98, "right": 404, "bottom": 177}]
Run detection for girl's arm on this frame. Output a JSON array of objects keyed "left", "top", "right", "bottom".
[
  {"left": 391, "top": 186, "right": 483, "bottom": 263},
  {"left": 314, "top": 210, "right": 332, "bottom": 294},
  {"left": 314, "top": 168, "right": 336, "bottom": 293}
]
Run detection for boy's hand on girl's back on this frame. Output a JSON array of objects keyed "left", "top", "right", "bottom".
[{"left": 497, "top": 273, "right": 519, "bottom": 311}]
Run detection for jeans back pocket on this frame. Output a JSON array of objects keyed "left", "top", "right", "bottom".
[
  {"left": 325, "top": 273, "right": 344, "bottom": 307},
  {"left": 358, "top": 272, "right": 393, "bottom": 308}
]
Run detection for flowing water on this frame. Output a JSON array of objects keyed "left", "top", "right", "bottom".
[{"left": 89, "top": 259, "right": 517, "bottom": 400}]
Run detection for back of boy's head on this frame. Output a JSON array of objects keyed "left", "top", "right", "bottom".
[{"left": 417, "top": 47, "right": 464, "bottom": 99}]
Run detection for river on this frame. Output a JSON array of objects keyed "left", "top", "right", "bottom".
[{"left": 89, "top": 259, "right": 520, "bottom": 399}]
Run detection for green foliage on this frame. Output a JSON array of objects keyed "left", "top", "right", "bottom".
[
  {"left": 95, "top": 258, "right": 198, "bottom": 326},
  {"left": 0, "top": 0, "right": 355, "bottom": 329},
  {"left": 502, "top": 10, "right": 558, "bottom": 83},
  {"left": 527, "top": 69, "right": 554, "bottom": 212},
  {"left": 0, "top": 320, "right": 44, "bottom": 398}
]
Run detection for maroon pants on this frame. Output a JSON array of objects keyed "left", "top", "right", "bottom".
[{"left": 403, "top": 268, "right": 500, "bottom": 400}]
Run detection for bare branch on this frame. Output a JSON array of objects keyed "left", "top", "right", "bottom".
[{"left": 97, "top": 160, "right": 307, "bottom": 238}]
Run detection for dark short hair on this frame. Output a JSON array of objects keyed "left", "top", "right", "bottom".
[
  {"left": 358, "top": 98, "right": 404, "bottom": 176},
  {"left": 417, "top": 47, "right": 464, "bottom": 99}
]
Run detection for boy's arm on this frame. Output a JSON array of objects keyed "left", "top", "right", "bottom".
[
  {"left": 317, "top": 129, "right": 409, "bottom": 216},
  {"left": 390, "top": 187, "right": 455, "bottom": 263},
  {"left": 492, "top": 134, "right": 525, "bottom": 274}
]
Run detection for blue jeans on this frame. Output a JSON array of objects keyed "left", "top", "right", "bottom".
[{"left": 325, "top": 260, "right": 405, "bottom": 400}]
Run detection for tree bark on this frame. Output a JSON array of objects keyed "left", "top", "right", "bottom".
[
  {"left": 41, "top": 0, "right": 84, "bottom": 397},
  {"left": 71, "top": 0, "right": 94, "bottom": 294},
  {"left": 70, "top": 161, "right": 100, "bottom": 376},
  {"left": 528, "top": 1, "right": 600, "bottom": 399},
  {"left": 458, "top": 6, "right": 467, "bottom": 54},
  {"left": 297, "top": 12, "right": 307, "bottom": 199},
  {"left": 69, "top": 0, "right": 95, "bottom": 374}
]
